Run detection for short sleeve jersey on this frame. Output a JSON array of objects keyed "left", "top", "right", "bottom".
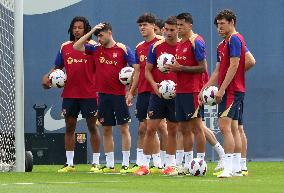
[
  {"left": 135, "top": 36, "right": 162, "bottom": 93},
  {"left": 85, "top": 42, "right": 136, "bottom": 95},
  {"left": 54, "top": 40, "right": 97, "bottom": 98},
  {"left": 147, "top": 39, "right": 177, "bottom": 87},
  {"left": 217, "top": 33, "right": 246, "bottom": 92},
  {"left": 175, "top": 34, "right": 208, "bottom": 93}
]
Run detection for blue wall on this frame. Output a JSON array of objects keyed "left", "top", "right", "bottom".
[{"left": 24, "top": 0, "right": 284, "bottom": 162}]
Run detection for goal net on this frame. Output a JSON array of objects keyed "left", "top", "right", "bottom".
[{"left": 0, "top": 0, "right": 24, "bottom": 172}]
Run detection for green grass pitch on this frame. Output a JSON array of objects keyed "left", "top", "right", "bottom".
[{"left": 0, "top": 162, "right": 283, "bottom": 193}]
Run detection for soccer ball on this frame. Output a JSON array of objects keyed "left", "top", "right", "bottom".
[
  {"left": 158, "top": 80, "right": 176, "bottom": 99},
  {"left": 48, "top": 69, "right": 66, "bottom": 88},
  {"left": 157, "top": 53, "right": 175, "bottom": 73},
  {"left": 119, "top": 66, "right": 134, "bottom": 85},
  {"left": 202, "top": 86, "right": 218, "bottom": 106},
  {"left": 189, "top": 158, "right": 207, "bottom": 176}
]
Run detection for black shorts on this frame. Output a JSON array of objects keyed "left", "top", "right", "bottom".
[
  {"left": 175, "top": 93, "right": 203, "bottom": 121},
  {"left": 238, "top": 100, "right": 244, "bottom": 125},
  {"left": 98, "top": 93, "right": 130, "bottom": 126},
  {"left": 135, "top": 92, "right": 151, "bottom": 122},
  {"left": 147, "top": 94, "right": 177, "bottom": 122},
  {"left": 218, "top": 91, "right": 245, "bottom": 120},
  {"left": 62, "top": 98, "right": 98, "bottom": 119}
]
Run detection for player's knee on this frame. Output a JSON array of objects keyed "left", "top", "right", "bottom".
[
  {"left": 103, "top": 127, "right": 112, "bottom": 137},
  {"left": 138, "top": 127, "right": 146, "bottom": 138},
  {"left": 146, "top": 126, "right": 156, "bottom": 136}
]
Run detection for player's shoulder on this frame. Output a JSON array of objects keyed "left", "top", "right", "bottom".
[
  {"left": 152, "top": 38, "right": 165, "bottom": 51},
  {"left": 60, "top": 41, "right": 72, "bottom": 50},
  {"left": 155, "top": 35, "right": 164, "bottom": 40},
  {"left": 188, "top": 33, "right": 200, "bottom": 48},
  {"left": 87, "top": 39, "right": 97, "bottom": 45},
  {"left": 136, "top": 40, "right": 145, "bottom": 49},
  {"left": 116, "top": 42, "right": 129, "bottom": 54},
  {"left": 229, "top": 32, "right": 244, "bottom": 42}
]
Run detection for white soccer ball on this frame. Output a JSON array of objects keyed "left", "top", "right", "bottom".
[
  {"left": 48, "top": 69, "right": 66, "bottom": 88},
  {"left": 202, "top": 86, "right": 218, "bottom": 106},
  {"left": 119, "top": 66, "right": 134, "bottom": 85},
  {"left": 158, "top": 80, "right": 176, "bottom": 100},
  {"left": 189, "top": 158, "right": 207, "bottom": 176},
  {"left": 157, "top": 53, "right": 175, "bottom": 73}
]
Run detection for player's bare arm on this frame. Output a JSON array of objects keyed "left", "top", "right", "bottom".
[
  {"left": 73, "top": 23, "right": 104, "bottom": 52},
  {"left": 245, "top": 51, "right": 256, "bottom": 71},
  {"left": 167, "top": 59, "right": 207, "bottom": 73},
  {"left": 216, "top": 57, "right": 239, "bottom": 103},
  {"left": 198, "top": 62, "right": 219, "bottom": 104},
  {"left": 42, "top": 67, "right": 62, "bottom": 89},
  {"left": 126, "top": 63, "right": 139, "bottom": 106},
  {"left": 145, "top": 62, "right": 160, "bottom": 97}
]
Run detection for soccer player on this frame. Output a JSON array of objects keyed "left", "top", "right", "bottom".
[
  {"left": 126, "top": 13, "right": 167, "bottom": 173},
  {"left": 200, "top": 9, "right": 248, "bottom": 178},
  {"left": 154, "top": 18, "right": 165, "bottom": 36},
  {"left": 135, "top": 16, "right": 179, "bottom": 175},
  {"left": 73, "top": 22, "right": 136, "bottom": 173},
  {"left": 166, "top": 13, "right": 207, "bottom": 171},
  {"left": 42, "top": 16, "right": 101, "bottom": 173}
]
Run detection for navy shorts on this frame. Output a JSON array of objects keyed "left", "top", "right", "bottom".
[
  {"left": 238, "top": 100, "right": 244, "bottom": 125},
  {"left": 98, "top": 93, "right": 130, "bottom": 126},
  {"left": 175, "top": 93, "right": 203, "bottom": 121},
  {"left": 147, "top": 94, "right": 177, "bottom": 122},
  {"left": 218, "top": 91, "right": 245, "bottom": 120},
  {"left": 62, "top": 98, "right": 98, "bottom": 119},
  {"left": 135, "top": 92, "right": 151, "bottom": 122}
]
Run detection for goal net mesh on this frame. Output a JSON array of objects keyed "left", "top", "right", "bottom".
[{"left": 0, "top": 0, "right": 16, "bottom": 172}]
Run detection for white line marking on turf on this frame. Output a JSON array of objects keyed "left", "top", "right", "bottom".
[
  {"left": 15, "top": 183, "right": 35, "bottom": 185},
  {"left": 1, "top": 180, "right": 127, "bottom": 186}
]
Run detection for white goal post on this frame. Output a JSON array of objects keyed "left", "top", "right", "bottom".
[{"left": 0, "top": 0, "right": 25, "bottom": 172}]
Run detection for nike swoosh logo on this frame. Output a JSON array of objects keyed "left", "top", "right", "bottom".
[
  {"left": 44, "top": 105, "right": 83, "bottom": 131},
  {"left": 24, "top": 0, "right": 82, "bottom": 15}
]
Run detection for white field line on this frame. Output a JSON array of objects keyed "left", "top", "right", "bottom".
[{"left": 1, "top": 180, "right": 127, "bottom": 186}]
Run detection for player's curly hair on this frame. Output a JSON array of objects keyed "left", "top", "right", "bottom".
[
  {"left": 93, "top": 22, "right": 112, "bottom": 36},
  {"left": 136, "top": 13, "right": 156, "bottom": 24},
  {"left": 68, "top": 16, "right": 91, "bottom": 41},
  {"left": 214, "top": 9, "right": 237, "bottom": 26},
  {"left": 177, "top": 12, "right": 193, "bottom": 24}
]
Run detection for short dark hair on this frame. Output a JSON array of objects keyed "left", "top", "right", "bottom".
[
  {"left": 176, "top": 12, "right": 193, "bottom": 24},
  {"left": 155, "top": 18, "right": 164, "bottom": 29},
  {"left": 214, "top": 9, "right": 237, "bottom": 26},
  {"left": 94, "top": 22, "right": 112, "bottom": 36},
  {"left": 164, "top": 16, "right": 177, "bottom": 25},
  {"left": 136, "top": 13, "right": 156, "bottom": 24},
  {"left": 68, "top": 16, "right": 91, "bottom": 41}
]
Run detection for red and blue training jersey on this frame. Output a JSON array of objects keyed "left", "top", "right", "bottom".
[
  {"left": 85, "top": 42, "right": 136, "bottom": 95},
  {"left": 54, "top": 40, "right": 97, "bottom": 98},
  {"left": 175, "top": 34, "right": 208, "bottom": 93},
  {"left": 135, "top": 36, "right": 162, "bottom": 93},
  {"left": 147, "top": 39, "right": 177, "bottom": 92},
  {"left": 217, "top": 33, "right": 246, "bottom": 92}
]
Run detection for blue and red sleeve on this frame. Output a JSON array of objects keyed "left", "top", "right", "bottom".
[
  {"left": 229, "top": 35, "right": 242, "bottom": 58},
  {"left": 124, "top": 46, "right": 136, "bottom": 66},
  {"left": 147, "top": 44, "right": 156, "bottom": 65},
  {"left": 54, "top": 50, "right": 64, "bottom": 69},
  {"left": 194, "top": 39, "right": 206, "bottom": 61}
]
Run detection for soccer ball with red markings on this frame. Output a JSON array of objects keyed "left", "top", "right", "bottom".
[
  {"left": 157, "top": 53, "right": 175, "bottom": 73},
  {"left": 189, "top": 158, "right": 207, "bottom": 176},
  {"left": 202, "top": 86, "right": 218, "bottom": 106},
  {"left": 159, "top": 80, "right": 176, "bottom": 100},
  {"left": 48, "top": 69, "right": 67, "bottom": 88},
  {"left": 119, "top": 66, "right": 134, "bottom": 85}
]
